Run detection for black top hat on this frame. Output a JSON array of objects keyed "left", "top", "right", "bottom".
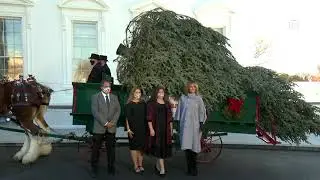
[
  {"left": 99, "top": 55, "right": 108, "bottom": 61},
  {"left": 89, "top": 53, "right": 100, "bottom": 60}
]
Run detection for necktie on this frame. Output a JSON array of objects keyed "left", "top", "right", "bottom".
[{"left": 105, "top": 94, "right": 110, "bottom": 105}]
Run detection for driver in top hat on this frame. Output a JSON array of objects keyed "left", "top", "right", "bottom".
[
  {"left": 87, "top": 53, "right": 102, "bottom": 83},
  {"left": 87, "top": 53, "right": 112, "bottom": 83},
  {"left": 99, "top": 55, "right": 111, "bottom": 78}
]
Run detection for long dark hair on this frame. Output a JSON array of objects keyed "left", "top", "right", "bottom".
[{"left": 149, "top": 86, "right": 169, "bottom": 104}]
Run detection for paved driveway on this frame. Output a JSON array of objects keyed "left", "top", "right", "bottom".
[{"left": 0, "top": 146, "right": 319, "bottom": 180}]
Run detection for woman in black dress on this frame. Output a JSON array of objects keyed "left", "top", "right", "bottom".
[
  {"left": 125, "top": 87, "right": 147, "bottom": 173},
  {"left": 147, "top": 86, "right": 173, "bottom": 176}
]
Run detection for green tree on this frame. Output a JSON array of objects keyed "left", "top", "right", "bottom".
[
  {"left": 115, "top": 8, "right": 320, "bottom": 144},
  {"left": 289, "top": 75, "right": 304, "bottom": 82},
  {"left": 279, "top": 73, "right": 306, "bottom": 82}
]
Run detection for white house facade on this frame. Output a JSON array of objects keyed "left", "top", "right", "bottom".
[{"left": 1, "top": 0, "right": 319, "bottom": 106}]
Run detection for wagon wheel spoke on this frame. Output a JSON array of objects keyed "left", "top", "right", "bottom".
[{"left": 197, "top": 131, "right": 223, "bottom": 163}]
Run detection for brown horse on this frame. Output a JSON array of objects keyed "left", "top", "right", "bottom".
[{"left": 0, "top": 75, "right": 54, "bottom": 164}]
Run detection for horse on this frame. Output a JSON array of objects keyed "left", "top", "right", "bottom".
[{"left": 0, "top": 75, "right": 54, "bottom": 164}]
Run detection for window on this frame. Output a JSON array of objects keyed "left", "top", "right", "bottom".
[
  {"left": 213, "top": 27, "right": 226, "bottom": 36},
  {"left": 0, "top": 17, "right": 23, "bottom": 80},
  {"left": 72, "top": 21, "right": 98, "bottom": 82}
]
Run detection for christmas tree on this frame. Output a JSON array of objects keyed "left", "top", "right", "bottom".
[{"left": 115, "top": 8, "right": 320, "bottom": 144}]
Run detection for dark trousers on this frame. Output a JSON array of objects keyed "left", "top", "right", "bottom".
[
  {"left": 185, "top": 149, "right": 198, "bottom": 175},
  {"left": 91, "top": 132, "right": 116, "bottom": 170}
]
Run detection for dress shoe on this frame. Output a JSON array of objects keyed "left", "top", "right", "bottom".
[
  {"left": 89, "top": 167, "right": 97, "bottom": 178},
  {"left": 190, "top": 168, "right": 198, "bottom": 176},
  {"left": 108, "top": 166, "right": 115, "bottom": 176}
]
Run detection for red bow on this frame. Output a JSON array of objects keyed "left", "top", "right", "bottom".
[{"left": 227, "top": 98, "right": 244, "bottom": 114}]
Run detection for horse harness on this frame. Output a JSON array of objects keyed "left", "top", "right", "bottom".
[
  {"left": 10, "top": 75, "right": 52, "bottom": 108},
  {"left": 1, "top": 75, "right": 53, "bottom": 136}
]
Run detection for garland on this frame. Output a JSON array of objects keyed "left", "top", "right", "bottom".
[{"left": 223, "top": 98, "right": 245, "bottom": 120}]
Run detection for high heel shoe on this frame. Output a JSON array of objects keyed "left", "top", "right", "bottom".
[
  {"left": 159, "top": 169, "right": 166, "bottom": 177},
  {"left": 139, "top": 166, "right": 144, "bottom": 172},
  {"left": 154, "top": 166, "right": 165, "bottom": 176},
  {"left": 134, "top": 167, "right": 141, "bottom": 174}
]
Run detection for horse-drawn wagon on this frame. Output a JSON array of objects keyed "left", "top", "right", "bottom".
[{"left": 70, "top": 82, "right": 279, "bottom": 163}]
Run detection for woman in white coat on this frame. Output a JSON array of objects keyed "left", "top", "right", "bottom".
[{"left": 175, "top": 81, "right": 206, "bottom": 176}]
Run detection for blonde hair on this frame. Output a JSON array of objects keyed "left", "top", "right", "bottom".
[{"left": 184, "top": 81, "right": 199, "bottom": 95}]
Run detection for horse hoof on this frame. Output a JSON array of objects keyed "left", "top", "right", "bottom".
[
  {"left": 13, "top": 155, "right": 21, "bottom": 161},
  {"left": 13, "top": 152, "right": 24, "bottom": 161},
  {"left": 39, "top": 144, "right": 52, "bottom": 156},
  {"left": 21, "top": 153, "right": 38, "bottom": 164}
]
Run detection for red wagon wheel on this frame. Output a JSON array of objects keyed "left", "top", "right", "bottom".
[{"left": 197, "top": 131, "right": 223, "bottom": 163}]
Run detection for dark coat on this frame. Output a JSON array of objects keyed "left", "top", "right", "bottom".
[
  {"left": 146, "top": 101, "right": 173, "bottom": 147},
  {"left": 87, "top": 64, "right": 103, "bottom": 83},
  {"left": 87, "top": 64, "right": 112, "bottom": 83},
  {"left": 101, "top": 64, "right": 111, "bottom": 77}
]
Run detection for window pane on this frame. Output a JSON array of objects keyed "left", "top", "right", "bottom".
[
  {"left": 5, "top": 32, "right": 14, "bottom": 45},
  {"left": 6, "top": 44, "right": 14, "bottom": 57},
  {"left": 73, "top": 47, "right": 82, "bottom": 59},
  {"left": 15, "top": 45, "right": 23, "bottom": 57},
  {"left": 4, "top": 19, "right": 13, "bottom": 32},
  {"left": 14, "top": 33, "right": 22, "bottom": 45},
  {"left": 86, "top": 38, "right": 97, "bottom": 47},
  {"left": 73, "top": 37, "right": 87, "bottom": 47},
  {"left": 13, "top": 20, "right": 21, "bottom": 33}
]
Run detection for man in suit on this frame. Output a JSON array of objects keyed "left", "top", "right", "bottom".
[{"left": 90, "top": 80, "right": 121, "bottom": 177}]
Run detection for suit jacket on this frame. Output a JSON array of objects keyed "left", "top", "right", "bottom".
[{"left": 91, "top": 92, "right": 121, "bottom": 134}]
